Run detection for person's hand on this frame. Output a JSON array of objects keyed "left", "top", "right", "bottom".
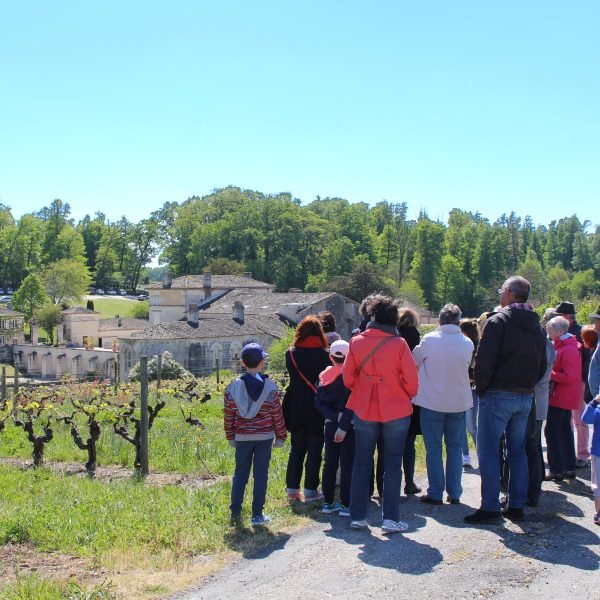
[
  {"left": 334, "top": 428, "right": 346, "bottom": 443},
  {"left": 273, "top": 438, "right": 285, "bottom": 448},
  {"left": 228, "top": 440, "right": 236, "bottom": 448}
]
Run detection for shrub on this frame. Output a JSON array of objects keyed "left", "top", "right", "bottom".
[{"left": 128, "top": 351, "right": 192, "bottom": 382}]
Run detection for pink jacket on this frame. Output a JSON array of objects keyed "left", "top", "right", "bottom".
[
  {"left": 342, "top": 328, "right": 418, "bottom": 422},
  {"left": 549, "top": 335, "right": 582, "bottom": 410}
]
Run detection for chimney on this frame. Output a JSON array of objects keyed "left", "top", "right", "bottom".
[
  {"left": 203, "top": 271, "right": 212, "bottom": 299},
  {"left": 188, "top": 303, "right": 199, "bottom": 326},
  {"left": 233, "top": 300, "right": 245, "bottom": 324},
  {"left": 162, "top": 271, "right": 172, "bottom": 289},
  {"left": 30, "top": 319, "right": 39, "bottom": 345},
  {"left": 242, "top": 271, "right": 252, "bottom": 279}
]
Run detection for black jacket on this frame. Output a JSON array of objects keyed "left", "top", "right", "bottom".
[
  {"left": 314, "top": 373, "right": 353, "bottom": 432},
  {"left": 474, "top": 308, "right": 547, "bottom": 397},
  {"left": 282, "top": 346, "right": 330, "bottom": 434},
  {"left": 398, "top": 325, "right": 420, "bottom": 352}
]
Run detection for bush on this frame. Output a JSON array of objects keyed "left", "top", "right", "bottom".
[
  {"left": 266, "top": 326, "right": 295, "bottom": 372},
  {"left": 130, "top": 301, "right": 149, "bottom": 319},
  {"left": 128, "top": 351, "right": 192, "bottom": 381}
]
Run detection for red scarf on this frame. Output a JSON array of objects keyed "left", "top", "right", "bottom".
[{"left": 294, "top": 336, "right": 326, "bottom": 348}]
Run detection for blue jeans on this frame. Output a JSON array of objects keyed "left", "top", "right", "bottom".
[
  {"left": 420, "top": 407, "right": 465, "bottom": 501},
  {"left": 350, "top": 415, "right": 410, "bottom": 522},
  {"left": 230, "top": 439, "right": 273, "bottom": 518},
  {"left": 476, "top": 390, "right": 532, "bottom": 511},
  {"left": 462, "top": 390, "right": 479, "bottom": 454}
]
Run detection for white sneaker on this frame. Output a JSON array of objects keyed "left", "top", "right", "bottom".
[
  {"left": 381, "top": 519, "right": 408, "bottom": 534},
  {"left": 350, "top": 520, "right": 368, "bottom": 530}
]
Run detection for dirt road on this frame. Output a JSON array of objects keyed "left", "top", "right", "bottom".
[{"left": 174, "top": 461, "right": 599, "bottom": 600}]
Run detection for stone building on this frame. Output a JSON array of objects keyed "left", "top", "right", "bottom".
[
  {"left": 61, "top": 307, "right": 147, "bottom": 348},
  {"left": 118, "top": 303, "right": 285, "bottom": 380},
  {"left": 0, "top": 307, "right": 25, "bottom": 346},
  {"left": 147, "top": 272, "right": 274, "bottom": 325}
]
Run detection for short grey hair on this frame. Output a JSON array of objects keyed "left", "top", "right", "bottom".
[
  {"left": 504, "top": 276, "right": 531, "bottom": 302},
  {"left": 439, "top": 303, "right": 462, "bottom": 325},
  {"left": 547, "top": 316, "right": 569, "bottom": 337}
]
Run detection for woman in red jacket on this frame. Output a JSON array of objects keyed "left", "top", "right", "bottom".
[
  {"left": 544, "top": 316, "right": 582, "bottom": 480},
  {"left": 342, "top": 294, "right": 418, "bottom": 533}
]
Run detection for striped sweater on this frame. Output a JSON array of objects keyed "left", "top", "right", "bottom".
[{"left": 224, "top": 377, "right": 287, "bottom": 442}]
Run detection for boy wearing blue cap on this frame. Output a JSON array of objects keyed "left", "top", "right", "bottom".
[{"left": 224, "top": 343, "right": 287, "bottom": 526}]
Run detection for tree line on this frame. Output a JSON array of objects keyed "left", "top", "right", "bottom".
[{"left": 1, "top": 188, "right": 599, "bottom": 318}]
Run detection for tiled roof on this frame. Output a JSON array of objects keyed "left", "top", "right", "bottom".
[
  {"left": 125, "top": 315, "right": 286, "bottom": 341},
  {"left": 62, "top": 307, "right": 100, "bottom": 315},
  {"left": 148, "top": 275, "right": 274, "bottom": 290},
  {"left": 99, "top": 318, "right": 149, "bottom": 331},
  {"left": 201, "top": 289, "right": 337, "bottom": 316},
  {"left": 0, "top": 307, "right": 24, "bottom": 318}
]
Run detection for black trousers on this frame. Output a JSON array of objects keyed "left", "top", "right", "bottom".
[
  {"left": 286, "top": 428, "right": 324, "bottom": 491},
  {"left": 322, "top": 421, "right": 355, "bottom": 506},
  {"left": 527, "top": 420, "right": 545, "bottom": 503},
  {"left": 545, "top": 405, "right": 576, "bottom": 475}
]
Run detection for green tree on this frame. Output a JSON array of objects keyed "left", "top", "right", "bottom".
[
  {"left": 517, "top": 249, "right": 547, "bottom": 305},
  {"left": 42, "top": 259, "right": 92, "bottom": 304},
  {"left": 206, "top": 258, "right": 245, "bottom": 274},
  {"left": 34, "top": 303, "right": 62, "bottom": 344},
  {"left": 323, "top": 260, "right": 396, "bottom": 302},
  {"left": 436, "top": 255, "right": 466, "bottom": 308},
  {"left": 12, "top": 273, "right": 51, "bottom": 318},
  {"left": 410, "top": 219, "right": 445, "bottom": 310}
]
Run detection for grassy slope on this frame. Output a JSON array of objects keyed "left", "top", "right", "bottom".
[{"left": 74, "top": 297, "right": 140, "bottom": 319}]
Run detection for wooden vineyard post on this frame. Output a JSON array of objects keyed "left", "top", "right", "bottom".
[
  {"left": 139, "top": 356, "right": 149, "bottom": 476},
  {"left": 1, "top": 367, "right": 6, "bottom": 403}
]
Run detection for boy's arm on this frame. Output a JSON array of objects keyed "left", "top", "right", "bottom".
[
  {"left": 270, "top": 390, "right": 287, "bottom": 442},
  {"left": 223, "top": 392, "right": 236, "bottom": 440},
  {"left": 338, "top": 407, "right": 354, "bottom": 432}
]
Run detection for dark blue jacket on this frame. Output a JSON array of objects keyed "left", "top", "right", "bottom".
[{"left": 314, "top": 367, "right": 353, "bottom": 432}]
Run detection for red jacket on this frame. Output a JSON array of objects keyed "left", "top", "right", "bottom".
[
  {"left": 342, "top": 328, "right": 418, "bottom": 422},
  {"left": 549, "top": 335, "right": 582, "bottom": 410}
]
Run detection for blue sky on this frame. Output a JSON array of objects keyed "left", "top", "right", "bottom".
[{"left": 1, "top": 1, "right": 598, "bottom": 227}]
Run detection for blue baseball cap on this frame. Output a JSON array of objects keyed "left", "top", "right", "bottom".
[{"left": 241, "top": 342, "right": 268, "bottom": 363}]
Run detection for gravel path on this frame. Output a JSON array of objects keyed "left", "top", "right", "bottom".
[{"left": 176, "top": 461, "right": 599, "bottom": 599}]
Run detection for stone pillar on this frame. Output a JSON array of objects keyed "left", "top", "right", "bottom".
[
  {"left": 30, "top": 320, "right": 39, "bottom": 345},
  {"left": 56, "top": 319, "right": 64, "bottom": 345},
  {"left": 41, "top": 353, "right": 49, "bottom": 378}
]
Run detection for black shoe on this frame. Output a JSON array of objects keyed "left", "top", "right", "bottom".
[
  {"left": 404, "top": 482, "right": 422, "bottom": 495},
  {"left": 576, "top": 459, "right": 589, "bottom": 469},
  {"left": 502, "top": 506, "right": 524, "bottom": 521},
  {"left": 544, "top": 472, "right": 564, "bottom": 481},
  {"left": 446, "top": 497, "right": 460, "bottom": 505},
  {"left": 420, "top": 495, "right": 443, "bottom": 506},
  {"left": 526, "top": 498, "right": 539, "bottom": 508},
  {"left": 464, "top": 509, "right": 503, "bottom": 524},
  {"left": 564, "top": 471, "right": 576, "bottom": 479}
]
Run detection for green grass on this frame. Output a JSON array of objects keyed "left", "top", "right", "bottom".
[
  {"left": 0, "top": 574, "right": 116, "bottom": 599},
  {"left": 0, "top": 363, "right": 15, "bottom": 377},
  {"left": 74, "top": 297, "right": 140, "bottom": 319}
]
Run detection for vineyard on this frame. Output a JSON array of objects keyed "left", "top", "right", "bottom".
[{"left": 0, "top": 371, "right": 322, "bottom": 599}]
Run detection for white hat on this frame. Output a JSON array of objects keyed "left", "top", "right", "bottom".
[{"left": 329, "top": 340, "right": 350, "bottom": 359}]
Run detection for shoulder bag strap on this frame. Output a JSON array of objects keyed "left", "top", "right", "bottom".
[
  {"left": 289, "top": 348, "right": 318, "bottom": 393},
  {"left": 358, "top": 336, "right": 396, "bottom": 372}
]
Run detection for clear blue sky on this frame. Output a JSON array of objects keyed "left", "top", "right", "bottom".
[{"left": 1, "top": 1, "right": 598, "bottom": 227}]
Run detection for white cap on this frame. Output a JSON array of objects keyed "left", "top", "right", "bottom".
[{"left": 329, "top": 339, "right": 349, "bottom": 359}]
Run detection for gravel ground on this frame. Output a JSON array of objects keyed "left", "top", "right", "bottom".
[{"left": 174, "top": 459, "right": 599, "bottom": 600}]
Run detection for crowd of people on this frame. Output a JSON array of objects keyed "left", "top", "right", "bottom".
[{"left": 223, "top": 275, "right": 600, "bottom": 532}]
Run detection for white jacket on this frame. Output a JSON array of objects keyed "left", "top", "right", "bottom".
[{"left": 412, "top": 324, "right": 474, "bottom": 413}]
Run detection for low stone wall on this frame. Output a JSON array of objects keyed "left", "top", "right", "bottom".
[{"left": 13, "top": 344, "right": 118, "bottom": 380}]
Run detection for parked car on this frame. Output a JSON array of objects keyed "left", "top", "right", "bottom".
[
  {"left": 0, "top": 289, "right": 5, "bottom": 295},
  {"left": 107, "top": 290, "right": 117, "bottom": 295},
  {"left": 96, "top": 289, "right": 106, "bottom": 295},
  {"left": 119, "top": 289, "right": 127, "bottom": 296},
  {"left": 0, "top": 296, "right": 10, "bottom": 303},
  {"left": 137, "top": 294, "right": 149, "bottom": 301}
]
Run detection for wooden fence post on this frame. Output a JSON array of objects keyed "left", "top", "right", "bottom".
[
  {"left": 139, "top": 356, "right": 149, "bottom": 476},
  {"left": 156, "top": 353, "right": 162, "bottom": 389},
  {"left": 1, "top": 367, "right": 6, "bottom": 403},
  {"left": 215, "top": 358, "right": 220, "bottom": 385}
]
